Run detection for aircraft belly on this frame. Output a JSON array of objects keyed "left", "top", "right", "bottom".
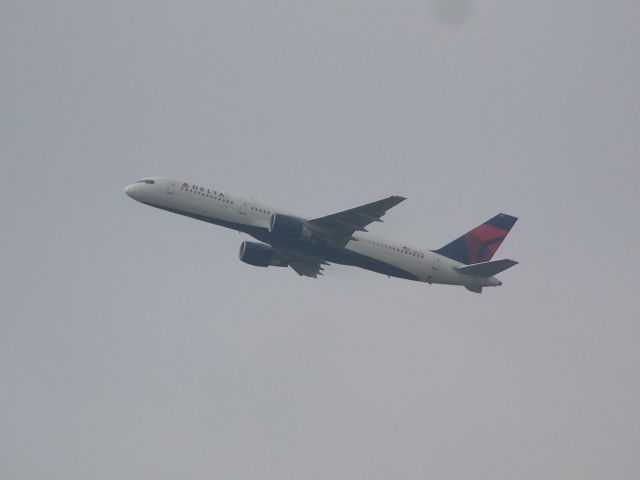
[{"left": 262, "top": 240, "right": 420, "bottom": 281}]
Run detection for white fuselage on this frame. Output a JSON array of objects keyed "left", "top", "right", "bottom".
[{"left": 125, "top": 177, "right": 502, "bottom": 289}]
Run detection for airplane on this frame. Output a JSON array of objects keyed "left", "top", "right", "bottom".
[{"left": 124, "top": 177, "right": 518, "bottom": 293}]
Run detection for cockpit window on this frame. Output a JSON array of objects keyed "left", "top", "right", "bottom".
[{"left": 137, "top": 179, "right": 155, "bottom": 184}]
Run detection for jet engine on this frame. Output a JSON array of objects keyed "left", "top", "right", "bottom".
[
  {"left": 269, "top": 213, "right": 313, "bottom": 239},
  {"left": 239, "top": 241, "right": 287, "bottom": 268}
]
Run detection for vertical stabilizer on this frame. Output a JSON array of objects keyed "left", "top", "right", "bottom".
[{"left": 434, "top": 213, "right": 517, "bottom": 265}]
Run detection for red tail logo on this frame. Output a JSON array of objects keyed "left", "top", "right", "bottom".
[{"left": 434, "top": 214, "right": 517, "bottom": 265}]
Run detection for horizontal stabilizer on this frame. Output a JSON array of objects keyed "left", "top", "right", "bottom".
[
  {"left": 465, "top": 285, "right": 483, "bottom": 294},
  {"left": 456, "top": 259, "right": 518, "bottom": 278}
]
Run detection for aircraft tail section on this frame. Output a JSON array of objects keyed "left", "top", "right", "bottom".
[
  {"left": 434, "top": 213, "right": 518, "bottom": 265},
  {"left": 465, "top": 285, "right": 483, "bottom": 294},
  {"left": 456, "top": 259, "right": 518, "bottom": 278}
]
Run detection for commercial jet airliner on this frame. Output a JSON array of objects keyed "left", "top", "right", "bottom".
[{"left": 125, "top": 177, "right": 518, "bottom": 293}]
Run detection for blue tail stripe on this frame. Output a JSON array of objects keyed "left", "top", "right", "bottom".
[{"left": 486, "top": 213, "right": 518, "bottom": 230}]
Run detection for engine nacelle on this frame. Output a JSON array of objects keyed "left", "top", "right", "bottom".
[
  {"left": 269, "top": 213, "right": 312, "bottom": 238},
  {"left": 239, "top": 241, "right": 286, "bottom": 267}
]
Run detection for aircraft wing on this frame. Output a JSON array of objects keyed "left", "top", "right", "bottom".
[
  {"left": 309, "top": 195, "right": 406, "bottom": 247},
  {"left": 273, "top": 247, "right": 329, "bottom": 279}
]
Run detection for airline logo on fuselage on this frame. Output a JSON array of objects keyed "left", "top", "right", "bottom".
[{"left": 181, "top": 182, "right": 226, "bottom": 199}]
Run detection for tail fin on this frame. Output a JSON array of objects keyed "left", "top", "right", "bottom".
[{"left": 434, "top": 213, "right": 517, "bottom": 265}]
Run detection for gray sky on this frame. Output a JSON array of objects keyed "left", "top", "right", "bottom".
[{"left": 2, "top": 1, "right": 639, "bottom": 479}]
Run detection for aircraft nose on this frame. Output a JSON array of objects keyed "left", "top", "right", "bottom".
[{"left": 124, "top": 183, "right": 138, "bottom": 199}]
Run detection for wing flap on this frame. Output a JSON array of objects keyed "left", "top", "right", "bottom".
[
  {"left": 272, "top": 247, "right": 329, "bottom": 279},
  {"left": 289, "top": 261, "right": 324, "bottom": 278}
]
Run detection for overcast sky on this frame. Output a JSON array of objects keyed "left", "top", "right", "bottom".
[{"left": 2, "top": 1, "right": 639, "bottom": 479}]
